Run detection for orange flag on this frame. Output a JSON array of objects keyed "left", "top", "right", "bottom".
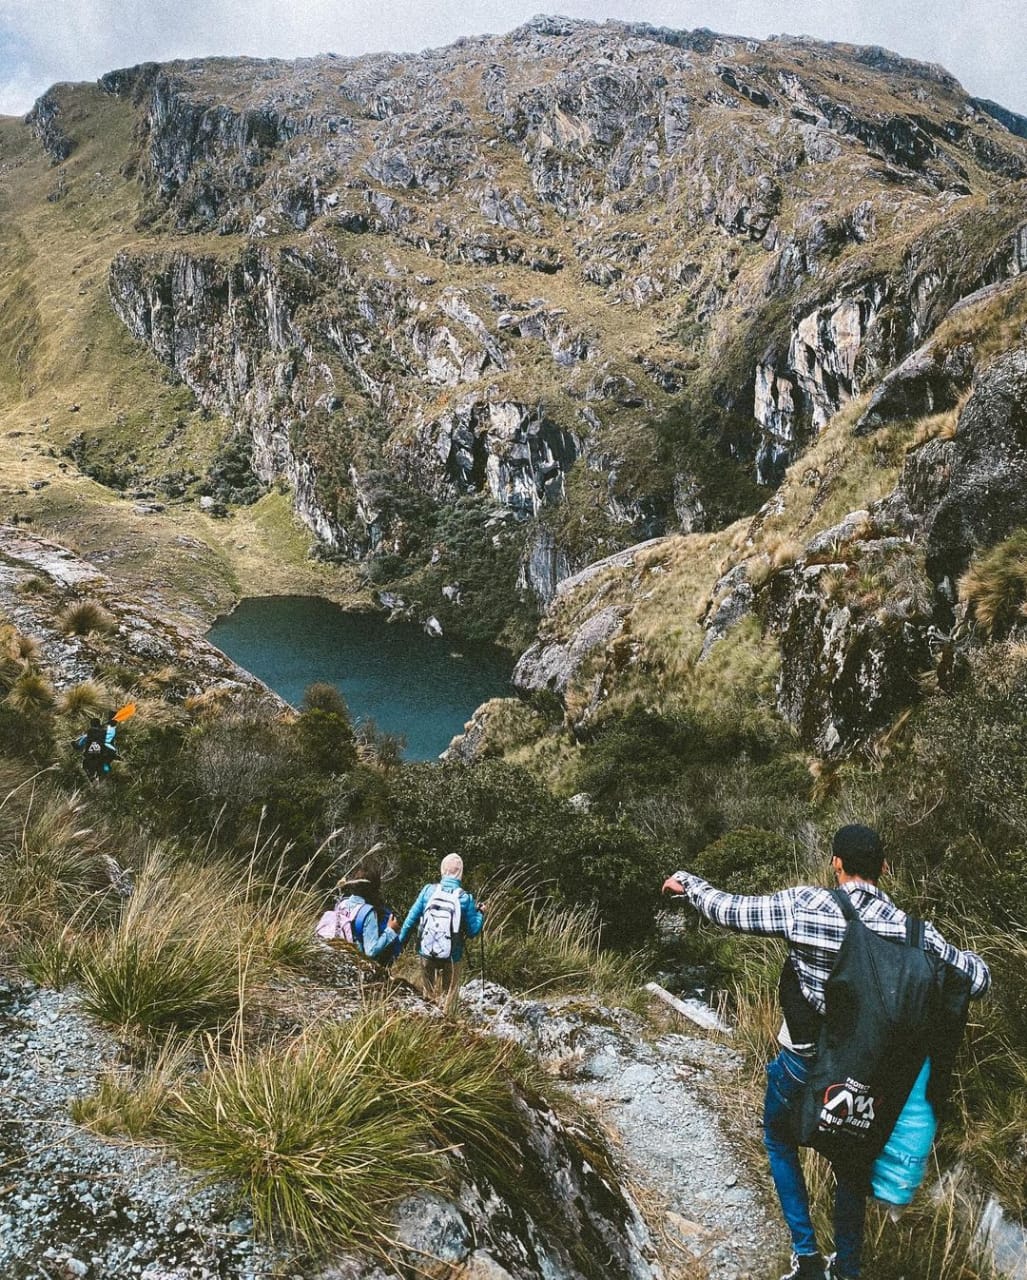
[{"left": 113, "top": 702, "right": 137, "bottom": 723}]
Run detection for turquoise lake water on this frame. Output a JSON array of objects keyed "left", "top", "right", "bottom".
[{"left": 206, "top": 596, "right": 512, "bottom": 761}]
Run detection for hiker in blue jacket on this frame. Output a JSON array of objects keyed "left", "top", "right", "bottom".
[
  {"left": 400, "top": 854, "right": 485, "bottom": 1003},
  {"left": 316, "top": 866, "right": 399, "bottom": 963}
]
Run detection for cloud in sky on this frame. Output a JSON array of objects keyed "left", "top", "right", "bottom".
[{"left": 1, "top": 0, "right": 1025, "bottom": 117}]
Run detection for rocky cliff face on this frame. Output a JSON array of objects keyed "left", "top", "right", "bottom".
[
  {"left": 490, "top": 260, "right": 1027, "bottom": 759},
  {"left": 19, "top": 16, "right": 1026, "bottom": 637}
]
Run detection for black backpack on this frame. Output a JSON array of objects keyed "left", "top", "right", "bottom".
[{"left": 796, "top": 889, "right": 971, "bottom": 1173}]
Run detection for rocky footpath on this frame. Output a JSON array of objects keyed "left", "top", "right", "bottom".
[
  {"left": 0, "top": 976, "right": 274, "bottom": 1280},
  {"left": 460, "top": 981, "right": 775, "bottom": 1279}
]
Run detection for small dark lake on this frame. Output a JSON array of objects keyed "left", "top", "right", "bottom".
[{"left": 206, "top": 596, "right": 513, "bottom": 761}]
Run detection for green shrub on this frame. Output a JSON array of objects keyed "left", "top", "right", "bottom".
[
  {"left": 387, "top": 760, "right": 662, "bottom": 946},
  {"left": 574, "top": 706, "right": 780, "bottom": 812},
  {"left": 301, "top": 683, "right": 349, "bottom": 716},
  {"left": 693, "top": 827, "right": 797, "bottom": 895},
  {"left": 294, "top": 706, "right": 357, "bottom": 774}
]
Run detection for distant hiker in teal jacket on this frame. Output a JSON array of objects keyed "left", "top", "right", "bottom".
[{"left": 400, "top": 854, "right": 484, "bottom": 1003}]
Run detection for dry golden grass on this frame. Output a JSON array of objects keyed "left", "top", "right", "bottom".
[
  {"left": 56, "top": 680, "right": 108, "bottom": 717},
  {"left": 58, "top": 599, "right": 116, "bottom": 636},
  {"left": 958, "top": 531, "right": 1027, "bottom": 637}
]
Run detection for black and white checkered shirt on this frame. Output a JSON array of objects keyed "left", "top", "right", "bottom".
[{"left": 672, "top": 872, "right": 991, "bottom": 1016}]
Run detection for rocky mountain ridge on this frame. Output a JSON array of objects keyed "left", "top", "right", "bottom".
[{"left": 7, "top": 16, "right": 1027, "bottom": 652}]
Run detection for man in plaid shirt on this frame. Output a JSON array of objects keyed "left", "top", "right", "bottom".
[{"left": 662, "top": 824, "right": 990, "bottom": 1280}]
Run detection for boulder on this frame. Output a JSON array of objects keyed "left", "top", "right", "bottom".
[{"left": 512, "top": 606, "right": 626, "bottom": 696}]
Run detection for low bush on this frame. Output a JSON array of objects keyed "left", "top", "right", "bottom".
[
  {"left": 573, "top": 706, "right": 782, "bottom": 813},
  {"left": 388, "top": 760, "right": 663, "bottom": 946},
  {"left": 693, "top": 827, "right": 797, "bottom": 895}
]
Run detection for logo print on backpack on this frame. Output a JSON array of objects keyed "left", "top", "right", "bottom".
[
  {"left": 419, "top": 886, "right": 462, "bottom": 960},
  {"left": 821, "top": 1081, "right": 878, "bottom": 1131}
]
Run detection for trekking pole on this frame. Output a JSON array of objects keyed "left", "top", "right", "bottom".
[{"left": 480, "top": 923, "right": 486, "bottom": 990}]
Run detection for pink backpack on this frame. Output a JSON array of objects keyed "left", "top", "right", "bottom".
[{"left": 315, "top": 901, "right": 372, "bottom": 945}]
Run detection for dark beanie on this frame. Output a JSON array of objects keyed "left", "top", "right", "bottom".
[{"left": 832, "top": 824, "right": 885, "bottom": 880}]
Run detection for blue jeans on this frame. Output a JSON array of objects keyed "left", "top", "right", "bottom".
[{"left": 763, "top": 1048, "right": 866, "bottom": 1276}]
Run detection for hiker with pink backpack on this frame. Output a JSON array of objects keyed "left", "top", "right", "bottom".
[
  {"left": 315, "top": 865, "right": 400, "bottom": 964},
  {"left": 399, "top": 854, "right": 485, "bottom": 1003}
]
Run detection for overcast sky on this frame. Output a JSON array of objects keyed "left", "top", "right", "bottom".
[{"left": 2, "top": 0, "right": 1025, "bottom": 118}]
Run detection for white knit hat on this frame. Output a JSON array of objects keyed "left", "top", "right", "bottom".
[{"left": 440, "top": 853, "right": 463, "bottom": 878}]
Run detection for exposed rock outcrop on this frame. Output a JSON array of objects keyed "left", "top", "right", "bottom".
[
  {"left": 25, "top": 90, "right": 73, "bottom": 162},
  {"left": 0, "top": 525, "right": 280, "bottom": 706},
  {"left": 765, "top": 547, "right": 933, "bottom": 754},
  {"left": 513, "top": 604, "right": 626, "bottom": 697},
  {"left": 923, "top": 348, "right": 1027, "bottom": 593}
]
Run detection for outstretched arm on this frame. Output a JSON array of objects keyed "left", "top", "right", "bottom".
[
  {"left": 924, "top": 923, "right": 991, "bottom": 998},
  {"left": 665, "top": 871, "right": 799, "bottom": 938}
]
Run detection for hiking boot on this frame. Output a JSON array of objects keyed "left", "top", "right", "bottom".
[
  {"left": 825, "top": 1253, "right": 858, "bottom": 1279},
  {"left": 779, "top": 1253, "right": 827, "bottom": 1279}
]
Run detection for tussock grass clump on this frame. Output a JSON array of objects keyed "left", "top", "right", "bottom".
[
  {"left": 58, "top": 599, "right": 117, "bottom": 637},
  {"left": 5, "top": 668, "right": 55, "bottom": 714},
  {"left": 57, "top": 680, "right": 107, "bottom": 717},
  {"left": 959, "top": 530, "right": 1027, "bottom": 638},
  {"left": 80, "top": 925, "right": 243, "bottom": 1038},
  {"left": 13, "top": 632, "right": 41, "bottom": 663},
  {"left": 72, "top": 1036, "right": 195, "bottom": 1139},
  {"left": 166, "top": 1010, "right": 524, "bottom": 1252},
  {"left": 14, "top": 576, "right": 54, "bottom": 597},
  {"left": 17, "top": 922, "right": 85, "bottom": 988},
  {"left": 77, "top": 847, "right": 319, "bottom": 1037},
  {"left": 0, "top": 785, "right": 114, "bottom": 941},
  {"left": 477, "top": 870, "right": 642, "bottom": 999}
]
